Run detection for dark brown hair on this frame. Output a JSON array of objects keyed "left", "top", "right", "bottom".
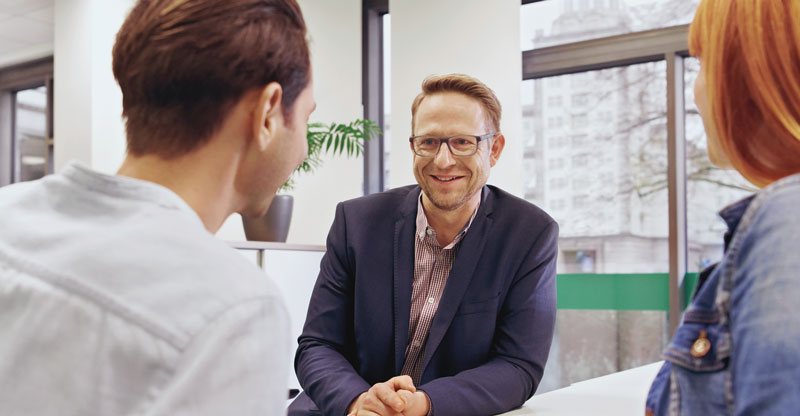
[
  {"left": 112, "top": 0, "right": 310, "bottom": 158},
  {"left": 411, "top": 73, "right": 502, "bottom": 135}
]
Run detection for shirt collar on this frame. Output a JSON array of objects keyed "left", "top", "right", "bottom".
[
  {"left": 415, "top": 190, "right": 480, "bottom": 249},
  {"left": 61, "top": 161, "right": 204, "bottom": 227},
  {"left": 718, "top": 194, "right": 756, "bottom": 251}
]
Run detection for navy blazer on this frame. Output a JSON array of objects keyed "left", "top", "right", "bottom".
[{"left": 290, "top": 185, "right": 558, "bottom": 416}]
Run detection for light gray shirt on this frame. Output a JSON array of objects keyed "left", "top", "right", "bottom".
[{"left": 0, "top": 162, "right": 290, "bottom": 416}]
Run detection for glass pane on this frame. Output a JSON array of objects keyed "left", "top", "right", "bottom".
[
  {"left": 684, "top": 57, "right": 755, "bottom": 272},
  {"left": 521, "top": 0, "right": 700, "bottom": 50},
  {"left": 522, "top": 61, "right": 669, "bottom": 391},
  {"left": 14, "top": 86, "right": 48, "bottom": 182},
  {"left": 382, "top": 13, "right": 392, "bottom": 189},
  {"left": 539, "top": 309, "right": 666, "bottom": 393}
]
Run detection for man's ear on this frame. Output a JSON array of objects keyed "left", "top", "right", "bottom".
[
  {"left": 489, "top": 134, "right": 505, "bottom": 167},
  {"left": 253, "top": 82, "right": 284, "bottom": 151}
]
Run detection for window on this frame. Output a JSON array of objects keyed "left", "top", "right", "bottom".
[
  {"left": 382, "top": 13, "right": 391, "bottom": 189},
  {"left": 13, "top": 86, "right": 50, "bottom": 182},
  {"left": 599, "top": 171, "right": 615, "bottom": 183},
  {"left": 548, "top": 116, "right": 563, "bottom": 128},
  {"left": 520, "top": 0, "right": 701, "bottom": 50},
  {"left": 549, "top": 177, "right": 568, "bottom": 189},
  {"left": 571, "top": 195, "right": 588, "bottom": 209},
  {"left": 571, "top": 113, "right": 589, "bottom": 129},
  {"left": 572, "top": 93, "right": 589, "bottom": 107},
  {"left": 683, "top": 57, "right": 753, "bottom": 272},
  {"left": 548, "top": 95, "right": 563, "bottom": 107},
  {"left": 571, "top": 135, "right": 588, "bottom": 146},
  {"left": 549, "top": 158, "right": 567, "bottom": 170},
  {"left": 573, "top": 177, "right": 591, "bottom": 191},
  {"left": 562, "top": 249, "right": 597, "bottom": 273},
  {"left": 571, "top": 153, "right": 589, "bottom": 167},
  {"left": 522, "top": 60, "right": 669, "bottom": 393},
  {"left": 362, "top": 1, "right": 390, "bottom": 194},
  {"left": 551, "top": 199, "right": 566, "bottom": 211},
  {"left": 0, "top": 58, "right": 54, "bottom": 188}
]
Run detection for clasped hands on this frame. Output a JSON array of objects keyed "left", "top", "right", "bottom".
[{"left": 347, "top": 375, "right": 430, "bottom": 416}]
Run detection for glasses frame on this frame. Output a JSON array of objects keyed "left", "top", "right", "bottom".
[{"left": 408, "top": 132, "right": 498, "bottom": 157}]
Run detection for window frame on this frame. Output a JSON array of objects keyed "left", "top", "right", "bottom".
[
  {"left": 522, "top": 21, "right": 691, "bottom": 337},
  {"left": 362, "top": 0, "right": 389, "bottom": 195},
  {"left": 0, "top": 57, "right": 54, "bottom": 187}
]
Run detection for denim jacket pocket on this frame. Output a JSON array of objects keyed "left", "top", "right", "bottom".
[{"left": 664, "top": 309, "right": 730, "bottom": 372}]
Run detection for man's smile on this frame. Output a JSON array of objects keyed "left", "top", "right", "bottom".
[{"left": 431, "top": 175, "right": 465, "bottom": 183}]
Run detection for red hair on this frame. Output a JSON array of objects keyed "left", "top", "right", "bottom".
[{"left": 689, "top": 0, "right": 800, "bottom": 186}]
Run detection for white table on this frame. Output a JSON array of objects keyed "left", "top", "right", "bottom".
[
  {"left": 286, "top": 361, "right": 663, "bottom": 414},
  {"left": 500, "top": 361, "right": 663, "bottom": 415}
]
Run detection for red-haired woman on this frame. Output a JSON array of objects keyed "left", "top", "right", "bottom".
[{"left": 646, "top": 0, "right": 800, "bottom": 414}]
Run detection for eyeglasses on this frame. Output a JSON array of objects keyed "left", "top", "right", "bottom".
[{"left": 409, "top": 132, "right": 498, "bottom": 157}]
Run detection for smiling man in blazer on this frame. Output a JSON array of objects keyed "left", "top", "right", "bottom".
[{"left": 290, "top": 73, "right": 558, "bottom": 416}]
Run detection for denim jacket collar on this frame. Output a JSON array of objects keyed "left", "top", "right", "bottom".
[{"left": 719, "top": 194, "right": 755, "bottom": 251}]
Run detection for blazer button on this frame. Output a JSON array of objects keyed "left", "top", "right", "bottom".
[{"left": 691, "top": 330, "right": 711, "bottom": 358}]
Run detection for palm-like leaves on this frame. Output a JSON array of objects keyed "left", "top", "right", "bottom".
[{"left": 282, "top": 119, "right": 381, "bottom": 190}]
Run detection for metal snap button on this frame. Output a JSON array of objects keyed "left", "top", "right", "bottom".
[{"left": 691, "top": 330, "right": 711, "bottom": 358}]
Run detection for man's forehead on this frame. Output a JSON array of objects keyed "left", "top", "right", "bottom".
[{"left": 414, "top": 93, "right": 488, "bottom": 132}]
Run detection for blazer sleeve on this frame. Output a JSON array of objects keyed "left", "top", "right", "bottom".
[
  {"left": 419, "top": 220, "right": 559, "bottom": 415},
  {"left": 294, "top": 202, "right": 371, "bottom": 415}
]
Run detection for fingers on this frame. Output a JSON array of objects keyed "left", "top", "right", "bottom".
[
  {"left": 371, "top": 381, "right": 406, "bottom": 412},
  {"left": 396, "top": 389, "right": 415, "bottom": 405},
  {"left": 349, "top": 377, "right": 419, "bottom": 416},
  {"left": 397, "top": 391, "right": 430, "bottom": 416},
  {"left": 387, "top": 375, "right": 416, "bottom": 393},
  {"left": 347, "top": 411, "right": 382, "bottom": 416}
]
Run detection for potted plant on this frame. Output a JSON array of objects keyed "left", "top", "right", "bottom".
[{"left": 242, "top": 119, "right": 381, "bottom": 242}]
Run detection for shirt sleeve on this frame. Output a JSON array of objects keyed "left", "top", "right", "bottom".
[{"left": 144, "top": 297, "right": 292, "bottom": 416}]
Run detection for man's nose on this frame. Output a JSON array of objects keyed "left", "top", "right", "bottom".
[{"left": 433, "top": 141, "right": 456, "bottom": 166}]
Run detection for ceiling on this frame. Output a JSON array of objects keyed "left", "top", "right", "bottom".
[{"left": 0, "top": 0, "right": 54, "bottom": 62}]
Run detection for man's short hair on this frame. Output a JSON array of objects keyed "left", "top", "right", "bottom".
[
  {"left": 112, "top": 0, "right": 310, "bottom": 158},
  {"left": 410, "top": 73, "right": 502, "bottom": 135}
]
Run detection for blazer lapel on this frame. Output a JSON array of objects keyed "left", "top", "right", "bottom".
[
  {"left": 393, "top": 187, "right": 421, "bottom": 374},
  {"left": 420, "top": 187, "right": 495, "bottom": 373}
]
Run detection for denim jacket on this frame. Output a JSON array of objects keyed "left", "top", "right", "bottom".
[{"left": 646, "top": 173, "right": 800, "bottom": 416}]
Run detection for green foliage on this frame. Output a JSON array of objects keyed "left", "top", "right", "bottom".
[{"left": 281, "top": 119, "right": 381, "bottom": 191}]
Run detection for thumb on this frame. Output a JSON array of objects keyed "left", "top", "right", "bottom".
[{"left": 389, "top": 375, "right": 416, "bottom": 392}]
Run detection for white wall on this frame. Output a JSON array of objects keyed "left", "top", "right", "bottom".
[
  {"left": 49, "top": 0, "right": 363, "bottom": 245},
  {"left": 218, "top": 0, "right": 364, "bottom": 244},
  {"left": 49, "top": 0, "right": 523, "bottom": 245},
  {"left": 388, "top": 0, "right": 523, "bottom": 196},
  {"left": 53, "top": 0, "right": 131, "bottom": 174}
]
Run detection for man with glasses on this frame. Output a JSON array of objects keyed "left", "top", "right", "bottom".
[{"left": 291, "top": 74, "right": 558, "bottom": 416}]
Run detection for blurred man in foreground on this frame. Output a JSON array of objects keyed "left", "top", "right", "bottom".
[{"left": 0, "top": 0, "right": 315, "bottom": 414}]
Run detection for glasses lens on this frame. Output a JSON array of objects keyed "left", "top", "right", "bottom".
[
  {"left": 414, "top": 137, "right": 440, "bottom": 156},
  {"left": 449, "top": 136, "right": 478, "bottom": 156}
]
